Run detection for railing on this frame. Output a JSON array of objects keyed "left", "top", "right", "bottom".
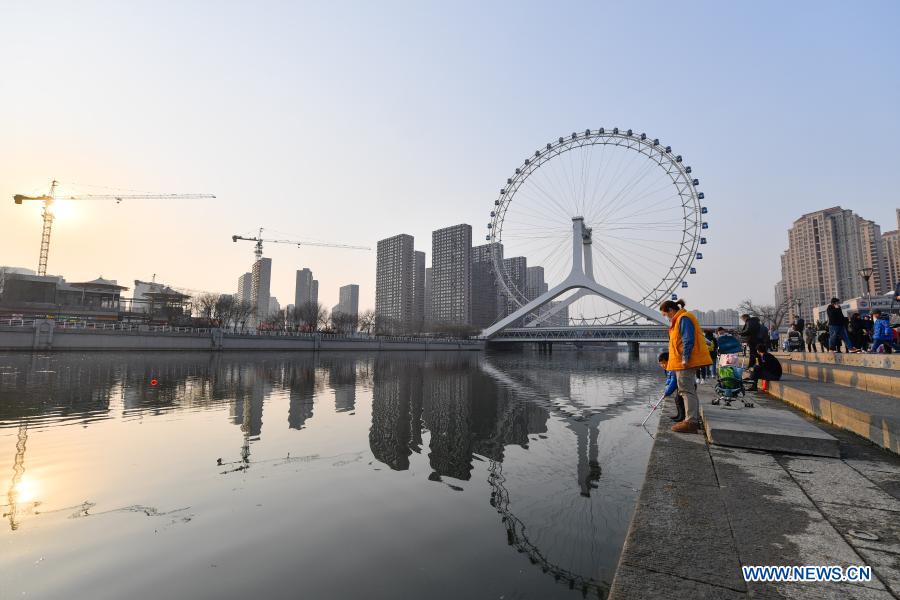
[{"left": 0, "top": 318, "right": 481, "bottom": 344}]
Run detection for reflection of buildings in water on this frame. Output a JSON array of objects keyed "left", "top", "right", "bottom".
[
  {"left": 367, "top": 354, "right": 550, "bottom": 481},
  {"left": 322, "top": 357, "right": 357, "bottom": 413},
  {"left": 423, "top": 370, "right": 473, "bottom": 480},
  {"left": 369, "top": 357, "right": 421, "bottom": 470},
  {"left": 286, "top": 359, "right": 317, "bottom": 431},
  {"left": 0, "top": 354, "right": 117, "bottom": 425}
]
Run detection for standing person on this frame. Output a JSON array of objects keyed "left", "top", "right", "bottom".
[
  {"left": 804, "top": 322, "right": 818, "bottom": 353},
  {"left": 770, "top": 327, "right": 780, "bottom": 351},
  {"left": 826, "top": 298, "right": 859, "bottom": 353},
  {"left": 739, "top": 313, "right": 762, "bottom": 368},
  {"left": 659, "top": 299, "right": 712, "bottom": 434},
  {"left": 792, "top": 314, "right": 805, "bottom": 334},
  {"left": 871, "top": 311, "right": 893, "bottom": 354}
]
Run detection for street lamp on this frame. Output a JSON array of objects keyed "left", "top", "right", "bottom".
[{"left": 858, "top": 267, "right": 874, "bottom": 315}]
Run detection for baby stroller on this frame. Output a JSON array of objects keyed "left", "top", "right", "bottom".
[
  {"left": 712, "top": 334, "right": 754, "bottom": 407},
  {"left": 786, "top": 330, "right": 803, "bottom": 352}
]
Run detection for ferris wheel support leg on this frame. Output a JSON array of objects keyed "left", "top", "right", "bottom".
[
  {"left": 482, "top": 216, "right": 668, "bottom": 338},
  {"left": 525, "top": 288, "right": 589, "bottom": 327}
]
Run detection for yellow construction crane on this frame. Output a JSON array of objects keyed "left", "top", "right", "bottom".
[
  {"left": 232, "top": 228, "right": 370, "bottom": 261},
  {"left": 13, "top": 180, "right": 216, "bottom": 276}
]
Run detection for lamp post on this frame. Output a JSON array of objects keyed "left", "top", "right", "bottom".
[{"left": 858, "top": 267, "right": 874, "bottom": 315}]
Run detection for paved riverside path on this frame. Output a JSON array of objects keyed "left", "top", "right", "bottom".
[{"left": 608, "top": 386, "right": 900, "bottom": 600}]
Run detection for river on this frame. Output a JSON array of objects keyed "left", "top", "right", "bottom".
[{"left": 0, "top": 349, "right": 662, "bottom": 600}]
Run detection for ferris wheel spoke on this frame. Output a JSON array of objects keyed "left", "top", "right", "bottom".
[
  {"left": 593, "top": 157, "right": 662, "bottom": 226},
  {"left": 509, "top": 189, "right": 577, "bottom": 224},
  {"left": 596, "top": 171, "right": 674, "bottom": 225},
  {"left": 602, "top": 191, "right": 684, "bottom": 225}
]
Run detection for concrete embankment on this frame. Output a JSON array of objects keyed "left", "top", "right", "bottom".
[
  {"left": 609, "top": 385, "right": 900, "bottom": 599},
  {"left": 0, "top": 322, "right": 483, "bottom": 352}
]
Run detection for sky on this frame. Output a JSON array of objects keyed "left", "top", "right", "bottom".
[{"left": 1, "top": 1, "right": 898, "bottom": 313}]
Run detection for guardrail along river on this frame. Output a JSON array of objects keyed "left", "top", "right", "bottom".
[{"left": 1, "top": 349, "right": 661, "bottom": 599}]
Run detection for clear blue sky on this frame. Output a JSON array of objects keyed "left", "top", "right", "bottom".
[{"left": 1, "top": 1, "right": 898, "bottom": 312}]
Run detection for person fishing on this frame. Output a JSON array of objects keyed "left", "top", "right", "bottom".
[
  {"left": 659, "top": 298, "right": 712, "bottom": 434},
  {"left": 658, "top": 351, "right": 685, "bottom": 422}
]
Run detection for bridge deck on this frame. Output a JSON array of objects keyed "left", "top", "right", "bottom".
[{"left": 487, "top": 325, "right": 669, "bottom": 343}]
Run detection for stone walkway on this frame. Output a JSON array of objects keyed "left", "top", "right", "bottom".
[{"left": 609, "top": 387, "right": 900, "bottom": 599}]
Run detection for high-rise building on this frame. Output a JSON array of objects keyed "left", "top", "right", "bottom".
[
  {"left": 250, "top": 257, "right": 272, "bottom": 323},
  {"left": 269, "top": 296, "right": 280, "bottom": 316},
  {"left": 525, "top": 266, "right": 546, "bottom": 300},
  {"left": 780, "top": 207, "right": 887, "bottom": 321},
  {"left": 335, "top": 284, "right": 360, "bottom": 319},
  {"left": 883, "top": 229, "right": 900, "bottom": 292},
  {"left": 470, "top": 242, "right": 503, "bottom": 328},
  {"left": 376, "top": 233, "right": 415, "bottom": 332},
  {"left": 499, "top": 256, "right": 527, "bottom": 323},
  {"left": 295, "top": 268, "right": 318, "bottom": 307},
  {"left": 236, "top": 272, "right": 252, "bottom": 304},
  {"left": 424, "top": 267, "right": 432, "bottom": 324},
  {"left": 412, "top": 251, "right": 426, "bottom": 331},
  {"left": 430, "top": 224, "right": 472, "bottom": 325}
]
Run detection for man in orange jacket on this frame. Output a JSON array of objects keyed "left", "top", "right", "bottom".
[{"left": 660, "top": 299, "right": 713, "bottom": 433}]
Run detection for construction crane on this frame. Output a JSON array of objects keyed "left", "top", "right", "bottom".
[
  {"left": 13, "top": 180, "right": 216, "bottom": 276},
  {"left": 232, "top": 228, "right": 371, "bottom": 261}
]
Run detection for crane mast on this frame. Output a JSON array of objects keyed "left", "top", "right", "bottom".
[{"left": 13, "top": 180, "right": 215, "bottom": 276}]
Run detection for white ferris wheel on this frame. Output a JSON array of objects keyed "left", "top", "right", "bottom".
[{"left": 482, "top": 128, "right": 707, "bottom": 336}]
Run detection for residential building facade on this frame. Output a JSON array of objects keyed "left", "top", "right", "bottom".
[
  {"left": 376, "top": 234, "right": 416, "bottom": 332},
  {"left": 430, "top": 224, "right": 472, "bottom": 325}
]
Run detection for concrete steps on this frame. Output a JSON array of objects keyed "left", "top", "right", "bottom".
[
  {"left": 768, "top": 375, "right": 899, "bottom": 454},
  {"left": 773, "top": 351, "right": 900, "bottom": 371},
  {"left": 772, "top": 351, "right": 899, "bottom": 397}
]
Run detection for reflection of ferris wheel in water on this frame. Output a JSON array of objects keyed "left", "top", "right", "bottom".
[{"left": 484, "top": 128, "right": 707, "bottom": 332}]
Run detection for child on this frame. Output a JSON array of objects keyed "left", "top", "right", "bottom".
[
  {"left": 870, "top": 311, "right": 893, "bottom": 354},
  {"left": 658, "top": 351, "right": 685, "bottom": 421},
  {"left": 746, "top": 344, "right": 783, "bottom": 391}
]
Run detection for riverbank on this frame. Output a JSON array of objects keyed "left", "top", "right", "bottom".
[
  {"left": 0, "top": 320, "right": 483, "bottom": 352},
  {"left": 608, "top": 384, "right": 900, "bottom": 599}
]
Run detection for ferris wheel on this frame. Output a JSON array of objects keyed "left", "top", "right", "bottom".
[{"left": 484, "top": 128, "right": 707, "bottom": 332}]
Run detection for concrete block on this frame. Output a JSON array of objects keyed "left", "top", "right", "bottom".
[
  {"left": 701, "top": 405, "right": 840, "bottom": 457},
  {"left": 609, "top": 564, "right": 746, "bottom": 600},
  {"left": 779, "top": 457, "right": 900, "bottom": 512}
]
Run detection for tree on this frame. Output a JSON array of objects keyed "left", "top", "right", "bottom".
[
  {"left": 192, "top": 292, "right": 218, "bottom": 320},
  {"left": 738, "top": 298, "right": 789, "bottom": 331},
  {"left": 293, "top": 301, "right": 326, "bottom": 332},
  {"left": 331, "top": 310, "right": 357, "bottom": 334},
  {"left": 232, "top": 300, "right": 254, "bottom": 332},
  {"left": 213, "top": 294, "right": 235, "bottom": 327},
  {"left": 357, "top": 310, "right": 376, "bottom": 335}
]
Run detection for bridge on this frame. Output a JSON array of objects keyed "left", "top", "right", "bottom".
[{"left": 488, "top": 324, "right": 669, "bottom": 343}]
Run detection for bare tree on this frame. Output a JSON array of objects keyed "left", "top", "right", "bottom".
[
  {"left": 738, "top": 298, "right": 789, "bottom": 331},
  {"left": 357, "top": 310, "right": 376, "bottom": 335},
  {"left": 294, "top": 301, "right": 326, "bottom": 332},
  {"left": 193, "top": 292, "right": 218, "bottom": 320},
  {"left": 213, "top": 294, "right": 235, "bottom": 327},
  {"left": 331, "top": 310, "right": 357, "bottom": 334},
  {"left": 232, "top": 300, "right": 254, "bottom": 332}
]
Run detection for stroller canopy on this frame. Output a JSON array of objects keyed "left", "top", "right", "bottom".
[{"left": 716, "top": 334, "right": 742, "bottom": 354}]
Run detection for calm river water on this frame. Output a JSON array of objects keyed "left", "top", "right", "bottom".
[{"left": 0, "top": 349, "right": 661, "bottom": 600}]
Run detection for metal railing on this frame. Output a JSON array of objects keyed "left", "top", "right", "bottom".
[{"left": 0, "top": 318, "right": 481, "bottom": 344}]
